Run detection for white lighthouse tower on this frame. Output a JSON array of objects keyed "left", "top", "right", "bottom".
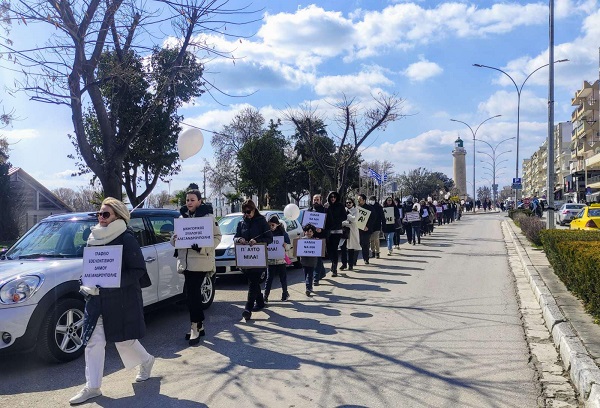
[{"left": 452, "top": 137, "right": 468, "bottom": 200}]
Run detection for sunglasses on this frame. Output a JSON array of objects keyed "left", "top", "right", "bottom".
[
  {"left": 95, "top": 211, "right": 112, "bottom": 219},
  {"left": 243, "top": 209, "right": 253, "bottom": 215},
  {"left": 346, "top": 201, "right": 353, "bottom": 204}
]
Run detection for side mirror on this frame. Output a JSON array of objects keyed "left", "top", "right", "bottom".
[{"left": 0, "top": 247, "right": 8, "bottom": 260}]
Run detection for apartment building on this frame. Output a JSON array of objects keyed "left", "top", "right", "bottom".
[{"left": 569, "top": 80, "right": 600, "bottom": 202}]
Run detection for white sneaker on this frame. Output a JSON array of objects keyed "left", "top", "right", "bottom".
[
  {"left": 69, "top": 387, "right": 102, "bottom": 405},
  {"left": 135, "top": 355, "right": 155, "bottom": 382}
]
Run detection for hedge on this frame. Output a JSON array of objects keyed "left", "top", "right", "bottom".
[{"left": 539, "top": 229, "right": 600, "bottom": 317}]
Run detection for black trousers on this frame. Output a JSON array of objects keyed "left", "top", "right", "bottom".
[
  {"left": 327, "top": 233, "right": 342, "bottom": 270},
  {"left": 183, "top": 271, "right": 207, "bottom": 323},
  {"left": 359, "top": 231, "right": 371, "bottom": 261},
  {"left": 244, "top": 268, "right": 265, "bottom": 312},
  {"left": 404, "top": 222, "right": 413, "bottom": 243}
]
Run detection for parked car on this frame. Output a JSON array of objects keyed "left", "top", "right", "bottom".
[
  {"left": 556, "top": 203, "right": 586, "bottom": 225},
  {"left": 0, "top": 209, "right": 215, "bottom": 363},
  {"left": 215, "top": 211, "right": 303, "bottom": 276},
  {"left": 569, "top": 204, "right": 600, "bottom": 230}
]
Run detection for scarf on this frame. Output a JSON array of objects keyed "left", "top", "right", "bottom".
[{"left": 87, "top": 219, "right": 127, "bottom": 246}]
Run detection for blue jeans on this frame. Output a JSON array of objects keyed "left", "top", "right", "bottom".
[
  {"left": 304, "top": 266, "right": 315, "bottom": 291},
  {"left": 315, "top": 257, "right": 326, "bottom": 280},
  {"left": 411, "top": 224, "right": 421, "bottom": 243},
  {"left": 385, "top": 232, "right": 394, "bottom": 250}
]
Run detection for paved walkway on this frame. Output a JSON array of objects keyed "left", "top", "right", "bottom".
[{"left": 503, "top": 216, "right": 600, "bottom": 407}]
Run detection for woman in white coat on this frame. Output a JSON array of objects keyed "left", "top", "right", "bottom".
[{"left": 341, "top": 198, "right": 362, "bottom": 270}]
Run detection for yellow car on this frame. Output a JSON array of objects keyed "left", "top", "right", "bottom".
[{"left": 569, "top": 204, "right": 600, "bottom": 230}]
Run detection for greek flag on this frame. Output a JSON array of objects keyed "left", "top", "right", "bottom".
[
  {"left": 383, "top": 172, "right": 388, "bottom": 183},
  {"left": 368, "top": 167, "right": 382, "bottom": 185}
]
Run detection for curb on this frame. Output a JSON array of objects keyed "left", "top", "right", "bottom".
[{"left": 504, "top": 220, "right": 600, "bottom": 407}]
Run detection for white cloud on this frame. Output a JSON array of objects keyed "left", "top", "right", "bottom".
[
  {"left": 314, "top": 66, "right": 393, "bottom": 97},
  {"left": 403, "top": 56, "right": 443, "bottom": 82},
  {"left": 2, "top": 128, "right": 40, "bottom": 142}
]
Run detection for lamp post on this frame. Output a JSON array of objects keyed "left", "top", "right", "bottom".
[
  {"left": 473, "top": 59, "right": 569, "bottom": 206},
  {"left": 474, "top": 136, "right": 515, "bottom": 203},
  {"left": 450, "top": 115, "right": 501, "bottom": 210}
]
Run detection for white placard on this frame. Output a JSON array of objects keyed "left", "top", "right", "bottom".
[
  {"left": 422, "top": 208, "right": 429, "bottom": 218},
  {"left": 436, "top": 206, "right": 443, "bottom": 213},
  {"left": 356, "top": 207, "right": 372, "bottom": 231},
  {"left": 442, "top": 204, "right": 448, "bottom": 210},
  {"left": 405, "top": 212, "right": 421, "bottom": 223},
  {"left": 174, "top": 217, "right": 215, "bottom": 248},
  {"left": 235, "top": 244, "right": 267, "bottom": 268},
  {"left": 267, "top": 236, "right": 285, "bottom": 260},
  {"left": 383, "top": 207, "right": 395, "bottom": 224},
  {"left": 301, "top": 211, "right": 326, "bottom": 229},
  {"left": 294, "top": 238, "right": 325, "bottom": 257},
  {"left": 82, "top": 245, "right": 123, "bottom": 288}
]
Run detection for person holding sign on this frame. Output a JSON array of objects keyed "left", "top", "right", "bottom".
[
  {"left": 324, "top": 191, "right": 347, "bottom": 278},
  {"left": 382, "top": 197, "right": 400, "bottom": 255},
  {"left": 368, "top": 196, "right": 384, "bottom": 259},
  {"left": 307, "top": 194, "right": 328, "bottom": 281},
  {"left": 70, "top": 198, "right": 154, "bottom": 405},
  {"left": 170, "top": 189, "right": 222, "bottom": 345},
  {"left": 340, "top": 198, "right": 361, "bottom": 270},
  {"left": 299, "top": 224, "right": 319, "bottom": 296},
  {"left": 404, "top": 203, "right": 423, "bottom": 245},
  {"left": 357, "top": 194, "right": 375, "bottom": 265},
  {"left": 265, "top": 215, "right": 291, "bottom": 302},
  {"left": 234, "top": 199, "right": 273, "bottom": 321}
]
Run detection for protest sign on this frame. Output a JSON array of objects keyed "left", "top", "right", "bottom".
[
  {"left": 267, "top": 236, "right": 285, "bottom": 260},
  {"left": 301, "top": 211, "right": 326, "bottom": 229},
  {"left": 82, "top": 245, "right": 123, "bottom": 288},
  {"left": 356, "top": 207, "right": 371, "bottom": 231},
  {"left": 422, "top": 208, "right": 429, "bottom": 218},
  {"left": 293, "top": 238, "right": 325, "bottom": 257},
  {"left": 436, "top": 206, "right": 443, "bottom": 213},
  {"left": 174, "top": 217, "right": 215, "bottom": 248},
  {"left": 383, "top": 207, "right": 395, "bottom": 224},
  {"left": 235, "top": 244, "right": 267, "bottom": 268},
  {"left": 405, "top": 212, "right": 421, "bottom": 223}
]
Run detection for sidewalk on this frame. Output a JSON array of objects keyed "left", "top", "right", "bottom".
[{"left": 505, "top": 218, "right": 600, "bottom": 407}]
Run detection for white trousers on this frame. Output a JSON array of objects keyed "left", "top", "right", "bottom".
[{"left": 84, "top": 316, "right": 151, "bottom": 389}]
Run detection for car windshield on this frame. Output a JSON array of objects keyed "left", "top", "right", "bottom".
[
  {"left": 5, "top": 220, "right": 97, "bottom": 260},
  {"left": 566, "top": 205, "right": 585, "bottom": 209},
  {"left": 218, "top": 215, "right": 243, "bottom": 235}
]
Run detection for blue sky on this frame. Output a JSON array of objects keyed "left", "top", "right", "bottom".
[{"left": 2, "top": 0, "right": 600, "bottom": 198}]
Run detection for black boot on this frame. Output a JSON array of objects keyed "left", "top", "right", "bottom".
[{"left": 331, "top": 262, "right": 338, "bottom": 277}]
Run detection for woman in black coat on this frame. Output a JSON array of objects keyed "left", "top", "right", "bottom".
[
  {"left": 70, "top": 197, "right": 154, "bottom": 405},
  {"left": 325, "top": 191, "right": 346, "bottom": 277},
  {"left": 234, "top": 199, "right": 273, "bottom": 321},
  {"left": 382, "top": 196, "right": 400, "bottom": 255}
]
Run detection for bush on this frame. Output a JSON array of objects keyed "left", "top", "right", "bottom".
[
  {"left": 539, "top": 229, "right": 600, "bottom": 289},
  {"left": 554, "top": 241, "right": 600, "bottom": 317},
  {"left": 509, "top": 208, "right": 533, "bottom": 220},
  {"left": 518, "top": 216, "right": 545, "bottom": 246}
]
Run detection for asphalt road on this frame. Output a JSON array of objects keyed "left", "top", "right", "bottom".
[{"left": 0, "top": 213, "right": 540, "bottom": 407}]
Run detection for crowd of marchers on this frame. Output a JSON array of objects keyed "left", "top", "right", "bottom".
[{"left": 68, "top": 189, "right": 464, "bottom": 406}]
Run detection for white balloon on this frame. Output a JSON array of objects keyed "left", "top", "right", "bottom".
[
  {"left": 177, "top": 128, "right": 204, "bottom": 160},
  {"left": 433, "top": 200, "right": 438, "bottom": 206},
  {"left": 283, "top": 203, "right": 300, "bottom": 220}
]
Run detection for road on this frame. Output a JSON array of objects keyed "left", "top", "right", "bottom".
[{"left": 0, "top": 213, "right": 541, "bottom": 407}]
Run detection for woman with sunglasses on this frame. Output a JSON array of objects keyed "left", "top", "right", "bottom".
[
  {"left": 170, "top": 189, "right": 222, "bottom": 345},
  {"left": 340, "top": 198, "right": 361, "bottom": 270},
  {"left": 70, "top": 198, "right": 154, "bottom": 405},
  {"left": 234, "top": 199, "right": 273, "bottom": 321}
]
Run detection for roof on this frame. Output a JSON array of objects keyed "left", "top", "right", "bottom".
[{"left": 8, "top": 167, "right": 73, "bottom": 212}]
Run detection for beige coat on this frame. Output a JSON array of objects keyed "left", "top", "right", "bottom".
[
  {"left": 342, "top": 207, "right": 361, "bottom": 250},
  {"left": 170, "top": 214, "right": 222, "bottom": 275}
]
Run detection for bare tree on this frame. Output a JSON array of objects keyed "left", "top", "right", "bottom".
[
  {"left": 2, "top": 0, "right": 259, "bottom": 199},
  {"left": 52, "top": 186, "right": 101, "bottom": 211},
  {"left": 147, "top": 190, "right": 172, "bottom": 208},
  {"left": 284, "top": 93, "right": 405, "bottom": 196}
]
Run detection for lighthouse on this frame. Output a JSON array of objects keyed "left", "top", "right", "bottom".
[{"left": 452, "top": 137, "right": 467, "bottom": 200}]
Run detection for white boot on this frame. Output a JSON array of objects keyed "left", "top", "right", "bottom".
[{"left": 189, "top": 322, "right": 204, "bottom": 345}]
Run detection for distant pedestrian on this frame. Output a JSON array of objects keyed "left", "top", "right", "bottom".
[
  {"left": 325, "top": 191, "right": 347, "bottom": 277},
  {"left": 368, "top": 195, "right": 384, "bottom": 258},
  {"left": 382, "top": 196, "right": 399, "bottom": 255},
  {"left": 300, "top": 224, "right": 319, "bottom": 296},
  {"left": 307, "top": 194, "right": 328, "bottom": 282},
  {"left": 341, "top": 198, "right": 361, "bottom": 270},
  {"left": 71, "top": 197, "right": 154, "bottom": 405},
  {"left": 357, "top": 194, "right": 374, "bottom": 264}
]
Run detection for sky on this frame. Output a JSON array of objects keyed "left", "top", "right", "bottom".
[{"left": 2, "top": 0, "right": 600, "bottom": 200}]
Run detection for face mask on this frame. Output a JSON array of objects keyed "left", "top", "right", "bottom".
[{"left": 368, "top": 200, "right": 375, "bottom": 205}]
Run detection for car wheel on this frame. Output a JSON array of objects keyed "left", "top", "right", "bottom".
[
  {"left": 200, "top": 274, "right": 216, "bottom": 310},
  {"left": 36, "top": 298, "right": 86, "bottom": 363}
]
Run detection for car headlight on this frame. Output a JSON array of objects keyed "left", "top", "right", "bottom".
[
  {"left": 225, "top": 247, "right": 236, "bottom": 257},
  {"left": 0, "top": 275, "right": 44, "bottom": 304}
]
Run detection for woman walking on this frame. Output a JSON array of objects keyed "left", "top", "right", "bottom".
[
  {"left": 382, "top": 196, "right": 400, "bottom": 255},
  {"left": 325, "top": 191, "right": 347, "bottom": 277},
  {"left": 171, "top": 189, "right": 221, "bottom": 345},
  {"left": 265, "top": 215, "right": 290, "bottom": 302},
  {"left": 341, "top": 198, "right": 361, "bottom": 269},
  {"left": 70, "top": 198, "right": 154, "bottom": 405},
  {"left": 234, "top": 199, "right": 273, "bottom": 321}
]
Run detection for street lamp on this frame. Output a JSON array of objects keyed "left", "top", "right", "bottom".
[
  {"left": 473, "top": 59, "right": 569, "bottom": 205},
  {"left": 474, "top": 136, "right": 515, "bottom": 203},
  {"left": 450, "top": 115, "right": 501, "bottom": 209}
]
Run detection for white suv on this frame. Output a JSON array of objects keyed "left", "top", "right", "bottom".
[{"left": 0, "top": 209, "right": 215, "bottom": 363}]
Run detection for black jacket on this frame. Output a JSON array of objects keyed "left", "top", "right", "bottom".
[
  {"left": 84, "top": 230, "right": 148, "bottom": 343},
  {"left": 370, "top": 202, "right": 384, "bottom": 232},
  {"left": 234, "top": 214, "right": 273, "bottom": 245},
  {"left": 325, "top": 192, "right": 347, "bottom": 231},
  {"left": 382, "top": 204, "right": 400, "bottom": 233}
]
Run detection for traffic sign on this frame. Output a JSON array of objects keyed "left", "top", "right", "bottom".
[
  {"left": 512, "top": 177, "right": 522, "bottom": 184},
  {"left": 512, "top": 183, "right": 522, "bottom": 190}
]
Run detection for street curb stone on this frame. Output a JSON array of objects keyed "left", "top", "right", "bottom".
[{"left": 505, "top": 219, "right": 600, "bottom": 407}]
